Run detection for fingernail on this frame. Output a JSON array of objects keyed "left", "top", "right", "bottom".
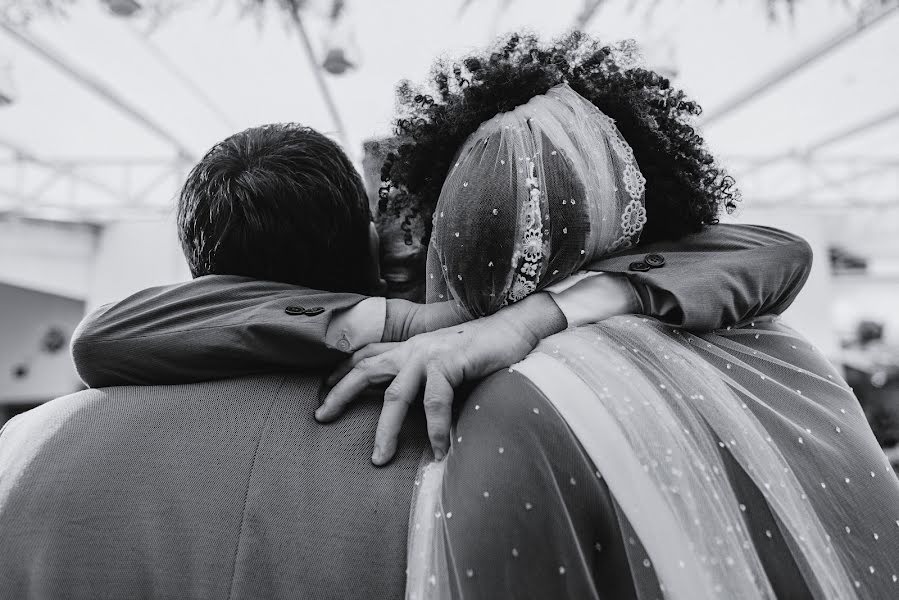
[
  {"left": 315, "top": 408, "right": 327, "bottom": 422},
  {"left": 434, "top": 448, "right": 446, "bottom": 461}
]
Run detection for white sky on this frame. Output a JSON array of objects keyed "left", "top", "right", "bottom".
[{"left": 0, "top": 0, "right": 897, "bottom": 248}]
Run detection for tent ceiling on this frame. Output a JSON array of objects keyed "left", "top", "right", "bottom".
[{"left": 0, "top": 0, "right": 896, "bottom": 252}]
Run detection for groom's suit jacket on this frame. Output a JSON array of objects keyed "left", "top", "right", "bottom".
[
  {"left": 69, "top": 224, "right": 811, "bottom": 389},
  {"left": 0, "top": 225, "right": 812, "bottom": 600}
]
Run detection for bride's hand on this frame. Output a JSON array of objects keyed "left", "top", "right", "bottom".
[{"left": 316, "top": 293, "right": 567, "bottom": 465}]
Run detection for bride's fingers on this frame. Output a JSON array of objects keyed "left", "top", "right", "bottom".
[
  {"left": 423, "top": 362, "right": 454, "bottom": 461},
  {"left": 316, "top": 353, "right": 397, "bottom": 422},
  {"left": 326, "top": 343, "right": 399, "bottom": 387},
  {"left": 371, "top": 365, "right": 423, "bottom": 466}
]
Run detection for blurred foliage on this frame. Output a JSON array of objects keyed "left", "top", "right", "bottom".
[
  {"left": 238, "top": 0, "right": 308, "bottom": 14},
  {"left": 760, "top": 0, "right": 897, "bottom": 19},
  {"left": 2, "top": 0, "right": 895, "bottom": 26},
  {"left": 0, "top": 0, "right": 313, "bottom": 25},
  {"left": 1, "top": 0, "right": 75, "bottom": 23},
  {"left": 461, "top": 0, "right": 897, "bottom": 22}
]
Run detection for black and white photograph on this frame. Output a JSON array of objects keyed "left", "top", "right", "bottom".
[{"left": 1, "top": 0, "right": 899, "bottom": 598}]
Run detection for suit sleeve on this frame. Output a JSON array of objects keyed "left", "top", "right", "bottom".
[
  {"left": 588, "top": 224, "right": 813, "bottom": 331},
  {"left": 72, "top": 225, "right": 811, "bottom": 387},
  {"left": 71, "top": 275, "right": 370, "bottom": 387}
]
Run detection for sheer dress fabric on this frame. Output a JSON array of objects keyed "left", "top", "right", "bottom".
[
  {"left": 410, "top": 318, "right": 899, "bottom": 599},
  {"left": 407, "top": 83, "right": 899, "bottom": 599}
]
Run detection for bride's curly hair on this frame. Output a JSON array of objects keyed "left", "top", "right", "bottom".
[{"left": 382, "top": 32, "right": 739, "bottom": 245}]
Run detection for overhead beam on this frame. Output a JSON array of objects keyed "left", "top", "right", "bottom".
[
  {"left": 749, "top": 195, "right": 899, "bottom": 208},
  {"left": 26, "top": 171, "right": 63, "bottom": 202},
  {"left": 733, "top": 103, "right": 899, "bottom": 177},
  {"left": 0, "top": 157, "right": 182, "bottom": 167},
  {"left": 0, "top": 19, "right": 196, "bottom": 160},
  {"left": 702, "top": 4, "right": 898, "bottom": 126},
  {"left": 130, "top": 164, "right": 179, "bottom": 205},
  {"left": 803, "top": 105, "right": 899, "bottom": 155},
  {"left": 0, "top": 186, "right": 31, "bottom": 206},
  {"left": 797, "top": 163, "right": 896, "bottom": 198},
  {"left": 290, "top": 9, "right": 349, "bottom": 149},
  {"left": 129, "top": 25, "right": 237, "bottom": 131},
  {"left": 0, "top": 136, "right": 123, "bottom": 201},
  {"left": 726, "top": 154, "right": 899, "bottom": 166}
]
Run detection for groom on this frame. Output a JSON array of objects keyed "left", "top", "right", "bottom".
[{"left": 0, "top": 123, "right": 815, "bottom": 599}]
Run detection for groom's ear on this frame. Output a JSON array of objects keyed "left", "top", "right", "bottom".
[{"left": 365, "top": 221, "right": 388, "bottom": 296}]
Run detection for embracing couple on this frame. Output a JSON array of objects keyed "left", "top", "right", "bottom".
[{"left": 2, "top": 33, "right": 898, "bottom": 600}]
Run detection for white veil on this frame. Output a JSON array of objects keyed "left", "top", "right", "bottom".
[{"left": 425, "top": 83, "right": 646, "bottom": 319}]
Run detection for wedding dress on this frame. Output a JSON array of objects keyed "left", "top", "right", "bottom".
[{"left": 406, "top": 84, "right": 899, "bottom": 599}]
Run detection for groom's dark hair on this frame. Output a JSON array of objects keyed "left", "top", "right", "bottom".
[{"left": 177, "top": 123, "right": 373, "bottom": 293}]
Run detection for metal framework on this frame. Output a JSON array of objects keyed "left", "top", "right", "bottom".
[
  {"left": 0, "top": 20, "right": 196, "bottom": 161},
  {"left": 128, "top": 24, "right": 237, "bottom": 131},
  {"left": 701, "top": 5, "right": 899, "bottom": 226},
  {"left": 734, "top": 105, "right": 899, "bottom": 180},
  {"left": 0, "top": 153, "right": 188, "bottom": 219},
  {"left": 701, "top": 4, "right": 899, "bottom": 126},
  {"left": 727, "top": 150, "right": 898, "bottom": 211},
  {"left": 0, "top": 2, "right": 896, "bottom": 221},
  {"left": 0, "top": 7, "right": 353, "bottom": 220}
]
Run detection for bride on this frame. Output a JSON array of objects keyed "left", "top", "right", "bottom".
[{"left": 330, "top": 34, "right": 899, "bottom": 599}]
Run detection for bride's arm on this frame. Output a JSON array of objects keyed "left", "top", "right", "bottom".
[{"left": 322, "top": 224, "right": 813, "bottom": 464}]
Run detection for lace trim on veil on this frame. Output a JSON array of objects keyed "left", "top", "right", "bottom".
[
  {"left": 506, "top": 158, "right": 547, "bottom": 304},
  {"left": 502, "top": 93, "right": 647, "bottom": 306}
]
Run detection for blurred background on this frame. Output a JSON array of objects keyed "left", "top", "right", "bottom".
[{"left": 1, "top": 0, "right": 898, "bottom": 458}]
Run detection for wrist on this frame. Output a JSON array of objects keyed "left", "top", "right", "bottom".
[
  {"left": 550, "top": 272, "right": 639, "bottom": 327},
  {"left": 494, "top": 292, "right": 567, "bottom": 345},
  {"left": 384, "top": 300, "right": 469, "bottom": 342},
  {"left": 383, "top": 298, "right": 418, "bottom": 342},
  {"left": 452, "top": 293, "right": 565, "bottom": 378}
]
